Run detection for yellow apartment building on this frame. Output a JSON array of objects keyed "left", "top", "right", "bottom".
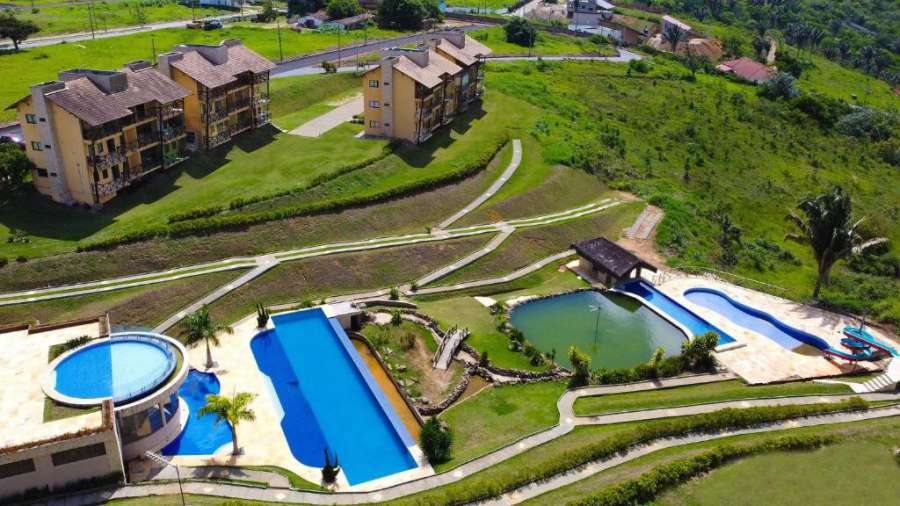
[
  {"left": 157, "top": 39, "right": 276, "bottom": 151},
  {"left": 362, "top": 31, "right": 491, "bottom": 144},
  {"left": 8, "top": 62, "right": 190, "bottom": 207}
]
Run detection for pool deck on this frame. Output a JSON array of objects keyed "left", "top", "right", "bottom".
[
  {"left": 0, "top": 319, "right": 106, "bottom": 449},
  {"left": 174, "top": 312, "right": 434, "bottom": 492},
  {"left": 655, "top": 276, "right": 892, "bottom": 384}
]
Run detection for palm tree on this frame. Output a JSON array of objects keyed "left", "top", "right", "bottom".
[
  {"left": 786, "top": 186, "right": 886, "bottom": 299},
  {"left": 198, "top": 392, "right": 256, "bottom": 456},
  {"left": 662, "top": 24, "right": 685, "bottom": 53},
  {"left": 183, "top": 305, "right": 232, "bottom": 369}
]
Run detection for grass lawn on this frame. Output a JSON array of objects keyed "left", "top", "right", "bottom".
[
  {"left": 269, "top": 72, "right": 360, "bottom": 131},
  {"left": 0, "top": 20, "right": 406, "bottom": 123},
  {"left": 653, "top": 439, "right": 900, "bottom": 505},
  {"left": 445, "top": 0, "right": 515, "bottom": 11},
  {"left": 11, "top": 2, "right": 225, "bottom": 36},
  {"left": 522, "top": 416, "right": 900, "bottom": 505},
  {"left": 0, "top": 269, "right": 242, "bottom": 327},
  {"left": 471, "top": 26, "right": 617, "bottom": 56},
  {"left": 573, "top": 379, "right": 854, "bottom": 416},
  {"left": 230, "top": 465, "right": 322, "bottom": 491},
  {"left": 435, "top": 380, "right": 568, "bottom": 472}
]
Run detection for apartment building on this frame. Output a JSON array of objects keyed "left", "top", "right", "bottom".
[
  {"left": 566, "top": 0, "right": 614, "bottom": 28},
  {"left": 157, "top": 39, "right": 275, "bottom": 151},
  {"left": 8, "top": 62, "right": 190, "bottom": 206},
  {"left": 362, "top": 32, "right": 491, "bottom": 144}
]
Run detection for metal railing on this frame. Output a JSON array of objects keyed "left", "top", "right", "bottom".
[
  {"left": 108, "top": 334, "right": 177, "bottom": 404},
  {"left": 254, "top": 112, "right": 271, "bottom": 127},
  {"left": 208, "top": 131, "right": 230, "bottom": 148},
  {"left": 88, "top": 149, "right": 125, "bottom": 170}
]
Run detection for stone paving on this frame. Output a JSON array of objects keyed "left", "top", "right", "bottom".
[{"left": 289, "top": 95, "right": 363, "bottom": 138}]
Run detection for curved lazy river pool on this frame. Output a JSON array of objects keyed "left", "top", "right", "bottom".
[{"left": 510, "top": 290, "right": 686, "bottom": 369}]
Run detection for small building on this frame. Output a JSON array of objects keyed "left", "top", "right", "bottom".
[
  {"left": 716, "top": 57, "right": 776, "bottom": 83},
  {"left": 323, "top": 12, "right": 372, "bottom": 31},
  {"left": 661, "top": 14, "right": 692, "bottom": 34},
  {"left": 566, "top": 0, "right": 614, "bottom": 28},
  {"left": 197, "top": 0, "right": 241, "bottom": 7},
  {"left": 572, "top": 237, "right": 657, "bottom": 286},
  {"left": 362, "top": 31, "right": 491, "bottom": 144},
  {"left": 295, "top": 10, "right": 330, "bottom": 29}
]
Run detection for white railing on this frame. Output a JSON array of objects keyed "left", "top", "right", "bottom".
[{"left": 109, "top": 334, "right": 177, "bottom": 404}]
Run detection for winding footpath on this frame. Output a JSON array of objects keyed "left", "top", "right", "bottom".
[{"left": 42, "top": 373, "right": 900, "bottom": 505}]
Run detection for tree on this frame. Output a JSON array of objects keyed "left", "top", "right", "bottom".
[
  {"left": 259, "top": 0, "right": 277, "bottom": 22},
  {"left": 420, "top": 418, "right": 453, "bottom": 463},
  {"left": 680, "top": 331, "right": 718, "bottom": 371},
  {"left": 751, "top": 35, "right": 770, "bottom": 61},
  {"left": 758, "top": 72, "right": 799, "bottom": 101},
  {"left": 321, "top": 448, "right": 340, "bottom": 484},
  {"left": 378, "top": 0, "right": 428, "bottom": 30},
  {"left": 648, "top": 346, "right": 664, "bottom": 378},
  {"left": 0, "top": 12, "right": 39, "bottom": 51},
  {"left": 504, "top": 17, "right": 536, "bottom": 47},
  {"left": 661, "top": 23, "right": 685, "bottom": 53},
  {"left": 288, "top": 0, "right": 322, "bottom": 17},
  {"left": 786, "top": 186, "right": 887, "bottom": 299},
  {"left": 256, "top": 303, "right": 270, "bottom": 328},
  {"left": 183, "top": 305, "right": 233, "bottom": 369},
  {"left": 130, "top": 4, "right": 148, "bottom": 27},
  {"left": 326, "top": 0, "right": 361, "bottom": 18},
  {"left": 721, "top": 33, "right": 743, "bottom": 58},
  {"left": 0, "top": 144, "right": 33, "bottom": 201},
  {"left": 198, "top": 392, "right": 256, "bottom": 455},
  {"left": 567, "top": 345, "right": 591, "bottom": 387}
]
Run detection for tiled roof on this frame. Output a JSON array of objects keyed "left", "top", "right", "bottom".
[
  {"left": 717, "top": 57, "right": 776, "bottom": 83},
  {"left": 436, "top": 35, "right": 492, "bottom": 66},
  {"left": 170, "top": 40, "right": 275, "bottom": 89},
  {"left": 331, "top": 13, "right": 371, "bottom": 25},
  {"left": 46, "top": 67, "right": 189, "bottom": 127},
  {"left": 663, "top": 14, "right": 692, "bottom": 31},
  {"left": 393, "top": 51, "right": 462, "bottom": 88},
  {"left": 572, "top": 237, "right": 655, "bottom": 277}
]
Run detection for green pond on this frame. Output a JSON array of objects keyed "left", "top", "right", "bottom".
[{"left": 509, "top": 290, "right": 687, "bottom": 369}]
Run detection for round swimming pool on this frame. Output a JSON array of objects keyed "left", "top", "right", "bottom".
[{"left": 49, "top": 334, "right": 177, "bottom": 405}]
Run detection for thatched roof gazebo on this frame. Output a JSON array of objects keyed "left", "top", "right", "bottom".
[{"left": 572, "top": 237, "right": 656, "bottom": 286}]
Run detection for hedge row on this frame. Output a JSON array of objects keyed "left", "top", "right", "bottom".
[
  {"left": 409, "top": 398, "right": 868, "bottom": 505},
  {"left": 78, "top": 136, "right": 508, "bottom": 252},
  {"left": 166, "top": 140, "right": 402, "bottom": 224},
  {"left": 569, "top": 434, "right": 840, "bottom": 506}
]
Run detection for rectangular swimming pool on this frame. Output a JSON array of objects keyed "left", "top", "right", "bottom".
[{"left": 251, "top": 309, "right": 418, "bottom": 485}]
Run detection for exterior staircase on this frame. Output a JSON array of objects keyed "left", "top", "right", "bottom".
[{"left": 856, "top": 373, "right": 898, "bottom": 393}]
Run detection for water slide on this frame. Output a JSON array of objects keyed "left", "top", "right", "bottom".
[{"left": 842, "top": 327, "right": 899, "bottom": 357}]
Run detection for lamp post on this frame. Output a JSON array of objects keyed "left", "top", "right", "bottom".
[
  {"left": 144, "top": 451, "right": 186, "bottom": 506},
  {"left": 589, "top": 304, "right": 602, "bottom": 346},
  {"left": 276, "top": 14, "right": 284, "bottom": 63}
]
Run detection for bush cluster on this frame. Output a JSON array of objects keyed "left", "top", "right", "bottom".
[
  {"left": 570, "top": 435, "right": 839, "bottom": 506},
  {"left": 79, "top": 137, "right": 506, "bottom": 251}
]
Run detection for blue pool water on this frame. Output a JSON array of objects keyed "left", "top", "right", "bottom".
[
  {"left": 684, "top": 288, "right": 830, "bottom": 351},
  {"left": 618, "top": 280, "right": 736, "bottom": 346},
  {"left": 251, "top": 309, "right": 417, "bottom": 485},
  {"left": 162, "top": 370, "right": 234, "bottom": 456},
  {"left": 54, "top": 338, "right": 174, "bottom": 402}
]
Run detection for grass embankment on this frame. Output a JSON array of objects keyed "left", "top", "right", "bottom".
[
  {"left": 486, "top": 58, "right": 899, "bottom": 322},
  {"left": 469, "top": 26, "right": 618, "bottom": 57},
  {"left": 268, "top": 72, "right": 360, "bottom": 131},
  {"left": 572, "top": 379, "right": 854, "bottom": 416},
  {"left": 0, "top": 269, "right": 242, "bottom": 326},
  {"left": 436, "top": 381, "right": 567, "bottom": 472},
  {"left": 524, "top": 417, "right": 900, "bottom": 505},
  {"left": 12, "top": 1, "right": 224, "bottom": 36}
]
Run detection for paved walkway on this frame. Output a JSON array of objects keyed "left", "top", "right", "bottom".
[
  {"left": 438, "top": 139, "right": 522, "bottom": 229},
  {"left": 43, "top": 371, "right": 900, "bottom": 505},
  {"left": 289, "top": 95, "right": 363, "bottom": 137},
  {"left": 130, "top": 462, "right": 290, "bottom": 488},
  {"left": 625, "top": 205, "right": 663, "bottom": 240},
  {"left": 415, "top": 226, "right": 514, "bottom": 287}
]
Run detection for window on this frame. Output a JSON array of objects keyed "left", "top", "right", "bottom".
[
  {"left": 36, "top": 168, "right": 48, "bottom": 177},
  {"left": 44, "top": 144, "right": 51, "bottom": 150},
  {"left": 25, "top": 114, "right": 36, "bottom": 124},
  {"left": 369, "top": 120, "right": 380, "bottom": 128},
  {"left": 51, "top": 443, "right": 106, "bottom": 466},
  {"left": 368, "top": 80, "right": 379, "bottom": 88},
  {"left": 369, "top": 100, "right": 380, "bottom": 108},
  {"left": 101, "top": 169, "right": 109, "bottom": 179},
  {"left": 30, "top": 141, "right": 42, "bottom": 151},
  {"left": 0, "top": 459, "right": 35, "bottom": 479},
  {"left": 384, "top": 103, "right": 390, "bottom": 107}
]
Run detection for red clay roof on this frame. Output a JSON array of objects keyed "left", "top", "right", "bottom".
[{"left": 717, "top": 57, "right": 775, "bottom": 83}]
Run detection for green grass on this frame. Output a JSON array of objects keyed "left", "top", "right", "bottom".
[
  {"left": 268, "top": 72, "right": 360, "bottom": 130},
  {"left": 0, "top": 269, "right": 242, "bottom": 326},
  {"left": 436, "top": 380, "right": 568, "bottom": 472},
  {"left": 10, "top": 1, "right": 224, "bottom": 36},
  {"left": 444, "top": 0, "right": 516, "bottom": 11},
  {"left": 0, "top": 20, "right": 406, "bottom": 123},
  {"left": 470, "top": 26, "right": 617, "bottom": 56},
  {"left": 653, "top": 439, "right": 900, "bottom": 505},
  {"left": 573, "top": 379, "right": 854, "bottom": 416},
  {"left": 230, "top": 465, "right": 322, "bottom": 491}
]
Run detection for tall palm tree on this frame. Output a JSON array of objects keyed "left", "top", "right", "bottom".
[
  {"left": 662, "top": 24, "right": 685, "bottom": 53},
  {"left": 183, "top": 305, "right": 232, "bottom": 369},
  {"left": 198, "top": 392, "right": 256, "bottom": 455},
  {"left": 786, "top": 186, "right": 886, "bottom": 299}
]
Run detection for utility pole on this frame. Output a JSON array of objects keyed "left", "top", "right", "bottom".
[
  {"left": 150, "top": 35, "right": 156, "bottom": 64},
  {"left": 337, "top": 29, "right": 342, "bottom": 68},
  {"left": 88, "top": 0, "right": 96, "bottom": 40},
  {"left": 192, "top": 0, "right": 197, "bottom": 22},
  {"left": 276, "top": 15, "right": 284, "bottom": 62}
]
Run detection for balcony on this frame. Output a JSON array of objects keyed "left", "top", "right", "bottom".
[
  {"left": 254, "top": 112, "right": 271, "bottom": 128},
  {"left": 137, "top": 131, "right": 160, "bottom": 148},
  {"left": 161, "top": 106, "right": 184, "bottom": 119},
  {"left": 254, "top": 95, "right": 270, "bottom": 106},
  {"left": 96, "top": 177, "right": 129, "bottom": 197},
  {"left": 88, "top": 149, "right": 125, "bottom": 170},
  {"left": 228, "top": 97, "right": 251, "bottom": 112},
  {"left": 208, "top": 131, "right": 230, "bottom": 149},
  {"left": 208, "top": 108, "right": 228, "bottom": 123},
  {"left": 229, "top": 123, "right": 252, "bottom": 137},
  {"left": 162, "top": 127, "right": 185, "bottom": 143}
]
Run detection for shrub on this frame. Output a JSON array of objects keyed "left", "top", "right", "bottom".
[
  {"left": 390, "top": 310, "right": 402, "bottom": 326},
  {"left": 325, "top": 0, "right": 361, "bottom": 19},
  {"left": 321, "top": 60, "right": 337, "bottom": 73},
  {"left": 256, "top": 303, "right": 270, "bottom": 328},
  {"left": 758, "top": 72, "right": 800, "bottom": 101},
  {"left": 568, "top": 345, "right": 592, "bottom": 387},
  {"left": 389, "top": 287, "right": 400, "bottom": 301},
  {"left": 504, "top": 17, "right": 536, "bottom": 47},
  {"left": 420, "top": 417, "right": 453, "bottom": 464},
  {"left": 48, "top": 335, "right": 92, "bottom": 362},
  {"left": 681, "top": 331, "right": 718, "bottom": 371},
  {"left": 321, "top": 448, "right": 340, "bottom": 484},
  {"left": 836, "top": 108, "right": 898, "bottom": 142},
  {"left": 0, "top": 256, "right": 6, "bottom": 268},
  {"left": 790, "top": 93, "right": 850, "bottom": 129},
  {"left": 400, "top": 332, "right": 416, "bottom": 350},
  {"left": 479, "top": 350, "right": 490, "bottom": 367},
  {"left": 15, "top": 255, "right": 26, "bottom": 263},
  {"left": 628, "top": 59, "right": 650, "bottom": 74}
]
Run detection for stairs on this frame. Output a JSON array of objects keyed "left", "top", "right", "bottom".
[{"left": 859, "top": 373, "right": 897, "bottom": 393}]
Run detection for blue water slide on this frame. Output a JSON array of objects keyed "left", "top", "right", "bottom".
[{"left": 843, "top": 326, "right": 899, "bottom": 357}]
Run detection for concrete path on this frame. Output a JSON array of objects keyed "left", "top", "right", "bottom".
[
  {"left": 42, "top": 370, "right": 900, "bottom": 505},
  {"left": 153, "top": 255, "right": 279, "bottom": 333},
  {"left": 625, "top": 205, "right": 663, "bottom": 240},
  {"left": 289, "top": 95, "right": 363, "bottom": 137},
  {"left": 415, "top": 226, "right": 514, "bottom": 287},
  {"left": 130, "top": 463, "right": 290, "bottom": 488},
  {"left": 434, "top": 326, "right": 468, "bottom": 370},
  {"left": 438, "top": 139, "right": 523, "bottom": 229}
]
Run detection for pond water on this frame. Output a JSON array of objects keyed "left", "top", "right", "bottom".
[{"left": 510, "top": 290, "right": 687, "bottom": 370}]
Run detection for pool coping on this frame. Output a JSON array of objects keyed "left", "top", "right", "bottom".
[{"left": 41, "top": 332, "right": 188, "bottom": 408}]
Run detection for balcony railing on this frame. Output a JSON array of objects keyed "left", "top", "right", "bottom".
[
  {"left": 162, "top": 127, "right": 185, "bottom": 143},
  {"left": 229, "top": 97, "right": 251, "bottom": 112},
  {"left": 161, "top": 106, "right": 184, "bottom": 118},
  {"left": 254, "top": 112, "right": 271, "bottom": 128},
  {"left": 208, "top": 109, "right": 228, "bottom": 122},
  {"left": 230, "top": 123, "right": 252, "bottom": 137},
  {"left": 254, "top": 95, "right": 270, "bottom": 106},
  {"left": 208, "top": 131, "right": 230, "bottom": 149},
  {"left": 88, "top": 149, "right": 125, "bottom": 170},
  {"left": 137, "top": 131, "right": 159, "bottom": 147}
]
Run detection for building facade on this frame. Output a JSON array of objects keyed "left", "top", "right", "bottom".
[
  {"left": 157, "top": 39, "right": 275, "bottom": 151},
  {"left": 362, "top": 32, "right": 490, "bottom": 144},
  {"left": 10, "top": 62, "right": 190, "bottom": 206},
  {"left": 566, "top": 0, "right": 614, "bottom": 28}
]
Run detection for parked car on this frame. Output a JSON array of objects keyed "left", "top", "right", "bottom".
[
  {"left": 186, "top": 20, "right": 203, "bottom": 29},
  {"left": 202, "top": 19, "right": 223, "bottom": 30}
]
